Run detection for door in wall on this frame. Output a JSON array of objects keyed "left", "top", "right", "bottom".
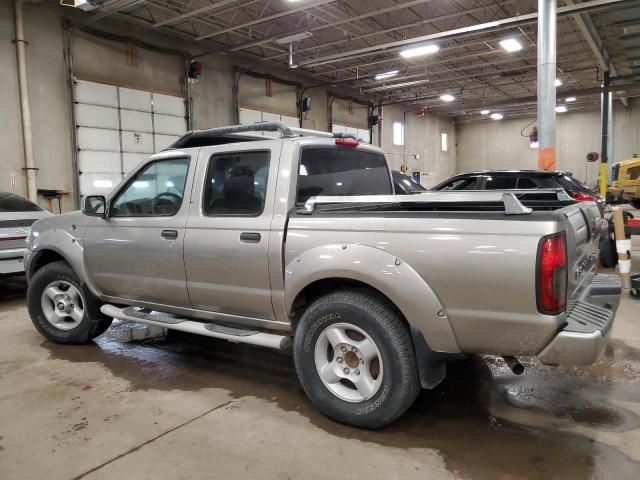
[{"left": 74, "top": 80, "right": 187, "bottom": 199}]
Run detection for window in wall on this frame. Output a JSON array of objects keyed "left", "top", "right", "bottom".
[
  {"left": 441, "top": 132, "right": 448, "bottom": 152},
  {"left": 111, "top": 158, "right": 190, "bottom": 217},
  {"left": 393, "top": 121, "right": 404, "bottom": 146},
  {"left": 203, "top": 151, "right": 270, "bottom": 216}
]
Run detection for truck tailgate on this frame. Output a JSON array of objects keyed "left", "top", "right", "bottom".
[{"left": 562, "top": 201, "right": 603, "bottom": 306}]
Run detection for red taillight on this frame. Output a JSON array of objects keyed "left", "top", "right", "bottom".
[
  {"left": 335, "top": 137, "right": 359, "bottom": 147},
  {"left": 537, "top": 232, "right": 567, "bottom": 315},
  {"left": 569, "top": 191, "right": 597, "bottom": 202}
]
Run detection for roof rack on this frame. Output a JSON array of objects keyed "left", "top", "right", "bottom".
[{"left": 300, "top": 189, "right": 573, "bottom": 216}]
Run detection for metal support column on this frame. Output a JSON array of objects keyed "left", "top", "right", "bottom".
[
  {"left": 599, "top": 71, "right": 612, "bottom": 197},
  {"left": 537, "top": 0, "right": 557, "bottom": 171}
]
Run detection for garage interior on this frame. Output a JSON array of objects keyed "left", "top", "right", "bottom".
[{"left": 1, "top": 0, "right": 640, "bottom": 479}]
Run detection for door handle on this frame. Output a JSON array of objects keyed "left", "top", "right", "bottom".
[
  {"left": 161, "top": 229, "right": 178, "bottom": 240},
  {"left": 240, "top": 232, "right": 261, "bottom": 243}
]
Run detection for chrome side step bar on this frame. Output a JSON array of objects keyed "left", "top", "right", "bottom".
[{"left": 100, "top": 304, "right": 292, "bottom": 351}]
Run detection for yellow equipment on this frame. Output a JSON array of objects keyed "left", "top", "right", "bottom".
[{"left": 609, "top": 156, "right": 640, "bottom": 208}]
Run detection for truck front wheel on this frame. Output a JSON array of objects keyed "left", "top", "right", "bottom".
[
  {"left": 293, "top": 289, "right": 420, "bottom": 429},
  {"left": 27, "top": 261, "right": 112, "bottom": 344}
]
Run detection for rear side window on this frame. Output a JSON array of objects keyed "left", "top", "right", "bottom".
[
  {"left": 516, "top": 177, "right": 538, "bottom": 189},
  {"left": 297, "top": 147, "right": 391, "bottom": 204},
  {"left": 204, "top": 151, "right": 270, "bottom": 215},
  {"left": 555, "top": 175, "right": 593, "bottom": 194},
  {"left": 0, "top": 193, "right": 43, "bottom": 212},
  {"left": 484, "top": 175, "right": 517, "bottom": 189}
]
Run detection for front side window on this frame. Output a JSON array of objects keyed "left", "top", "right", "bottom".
[
  {"left": 111, "top": 158, "right": 189, "bottom": 217},
  {"left": 297, "top": 147, "right": 392, "bottom": 204},
  {"left": 204, "top": 151, "right": 270, "bottom": 215},
  {"left": 438, "top": 177, "right": 478, "bottom": 190}
]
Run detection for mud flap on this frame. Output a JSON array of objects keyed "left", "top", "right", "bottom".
[{"left": 410, "top": 327, "right": 447, "bottom": 389}]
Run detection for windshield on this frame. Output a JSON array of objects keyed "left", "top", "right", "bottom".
[
  {"left": 297, "top": 147, "right": 392, "bottom": 204},
  {"left": 0, "top": 193, "right": 43, "bottom": 212}
]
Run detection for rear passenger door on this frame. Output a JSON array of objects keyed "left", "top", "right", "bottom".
[
  {"left": 482, "top": 175, "right": 518, "bottom": 190},
  {"left": 183, "top": 142, "right": 282, "bottom": 321}
]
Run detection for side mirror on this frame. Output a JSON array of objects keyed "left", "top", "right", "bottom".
[{"left": 82, "top": 195, "right": 108, "bottom": 218}]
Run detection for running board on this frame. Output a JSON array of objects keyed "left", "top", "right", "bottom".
[{"left": 100, "top": 304, "right": 292, "bottom": 351}]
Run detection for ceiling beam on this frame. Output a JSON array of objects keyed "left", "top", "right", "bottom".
[
  {"left": 195, "top": 0, "right": 338, "bottom": 41},
  {"left": 564, "top": 0, "right": 629, "bottom": 106},
  {"left": 152, "top": 0, "right": 244, "bottom": 28},
  {"left": 296, "top": 0, "right": 630, "bottom": 68}
]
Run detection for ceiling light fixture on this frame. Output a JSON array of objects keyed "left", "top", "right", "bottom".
[
  {"left": 499, "top": 38, "right": 523, "bottom": 52},
  {"left": 554, "top": 78, "right": 563, "bottom": 87},
  {"left": 555, "top": 105, "right": 568, "bottom": 113},
  {"left": 490, "top": 113, "right": 504, "bottom": 120},
  {"left": 399, "top": 43, "right": 439, "bottom": 58},
  {"left": 440, "top": 94, "right": 455, "bottom": 102},
  {"left": 565, "top": 96, "right": 576, "bottom": 102},
  {"left": 374, "top": 70, "right": 399, "bottom": 80},
  {"left": 480, "top": 109, "right": 490, "bottom": 115},
  {"left": 274, "top": 31, "right": 313, "bottom": 44}
]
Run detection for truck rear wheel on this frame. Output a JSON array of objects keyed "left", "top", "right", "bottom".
[
  {"left": 27, "top": 261, "right": 112, "bottom": 344},
  {"left": 293, "top": 289, "right": 420, "bottom": 429}
]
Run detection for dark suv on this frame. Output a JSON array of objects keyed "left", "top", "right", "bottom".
[{"left": 432, "top": 170, "right": 604, "bottom": 211}]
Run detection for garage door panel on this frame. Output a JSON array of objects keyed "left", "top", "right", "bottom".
[
  {"left": 119, "top": 87, "right": 151, "bottom": 112},
  {"left": 121, "top": 110, "right": 153, "bottom": 133},
  {"left": 79, "top": 172, "right": 122, "bottom": 197},
  {"left": 153, "top": 93, "right": 185, "bottom": 116},
  {"left": 78, "top": 151, "right": 121, "bottom": 174},
  {"left": 77, "top": 127, "right": 120, "bottom": 152},
  {"left": 154, "top": 134, "right": 180, "bottom": 151},
  {"left": 154, "top": 114, "right": 186, "bottom": 135},
  {"left": 75, "top": 80, "right": 117, "bottom": 107},
  {"left": 123, "top": 153, "right": 149, "bottom": 172},
  {"left": 122, "top": 131, "right": 154, "bottom": 153},
  {"left": 75, "top": 104, "right": 118, "bottom": 129}
]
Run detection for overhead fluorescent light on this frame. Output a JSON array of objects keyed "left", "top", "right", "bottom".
[
  {"left": 555, "top": 105, "right": 568, "bottom": 113},
  {"left": 92, "top": 179, "right": 113, "bottom": 188},
  {"left": 274, "top": 31, "right": 313, "bottom": 44},
  {"left": 480, "top": 109, "right": 490, "bottom": 115},
  {"left": 374, "top": 70, "right": 399, "bottom": 80},
  {"left": 490, "top": 113, "right": 504, "bottom": 120},
  {"left": 554, "top": 78, "right": 563, "bottom": 87},
  {"left": 565, "top": 96, "right": 576, "bottom": 102},
  {"left": 364, "top": 78, "right": 430, "bottom": 92},
  {"left": 499, "top": 38, "right": 522, "bottom": 52},
  {"left": 399, "top": 43, "right": 439, "bottom": 58},
  {"left": 440, "top": 94, "right": 455, "bottom": 102}
]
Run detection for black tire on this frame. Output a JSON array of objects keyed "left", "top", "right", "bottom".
[
  {"left": 27, "top": 261, "right": 112, "bottom": 344},
  {"left": 598, "top": 225, "right": 618, "bottom": 269},
  {"left": 293, "top": 289, "right": 420, "bottom": 429}
]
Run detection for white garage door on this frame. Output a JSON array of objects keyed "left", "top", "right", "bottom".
[
  {"left": 74, "top": 80, "right": 187, "bottom": 197},
  {"left": 239, "top": 108, "right": 299, "bottom": 138}
]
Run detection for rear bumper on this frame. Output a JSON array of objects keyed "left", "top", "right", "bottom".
[
  {"left": 537, "top": 274, "right": 621, "bottom": 366},
  {"left": 0, "top": 248, "right": 26, "bottom": 275}
]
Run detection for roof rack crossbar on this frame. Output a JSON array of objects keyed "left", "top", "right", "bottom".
[
  {"left": 300, "top": 189, "right": 572, "bottom": 215},
  {"left": 185, "top": 121, "right": 335, "bottom": 140}
]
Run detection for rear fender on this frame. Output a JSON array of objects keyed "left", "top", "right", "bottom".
[{"left": 285, "top": 243, "right": 460, "bottom": 353}]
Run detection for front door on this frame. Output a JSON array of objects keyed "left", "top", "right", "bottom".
[
  {"left": 184, "top": 143, "right": 281, "bottom": 320},
  {"left": 84, "top": 156, "right": 192, "bottom": 307}
]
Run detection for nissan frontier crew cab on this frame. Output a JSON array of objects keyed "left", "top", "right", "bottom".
[{"left": 25, "top": 122, "right": 622, "bottom": 429}]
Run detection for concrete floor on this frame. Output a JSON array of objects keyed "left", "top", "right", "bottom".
[{"left": 1, "top": 274, "right": 639, "bottom": 480}]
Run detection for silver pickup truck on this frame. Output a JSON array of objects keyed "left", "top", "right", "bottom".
[{"left": 25, "top": 122, "right": 621, "bottom": 428}]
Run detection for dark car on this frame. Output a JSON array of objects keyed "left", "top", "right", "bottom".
[
  {"left": 431, "top": 170, "right": 604, "bottom": 211},
  {"left": 392, "top": 171, "right": 426, "bottom": 194}
]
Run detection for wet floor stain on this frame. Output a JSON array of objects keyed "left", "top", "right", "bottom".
[{"left": 41, "top": 328, "right": 640, "bottom": 480}]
